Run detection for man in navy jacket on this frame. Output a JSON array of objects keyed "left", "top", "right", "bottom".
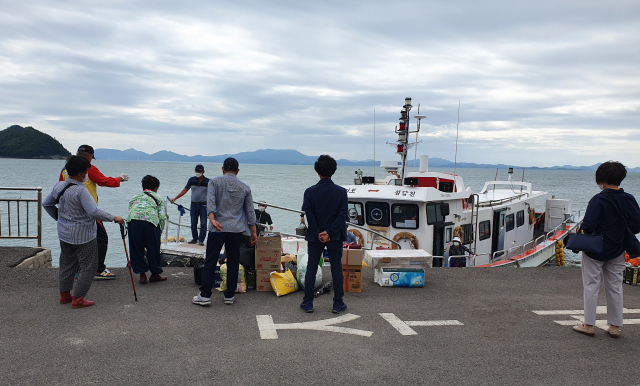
[{"left": 301, "top": 155, "right": 348, "bottom": 314}]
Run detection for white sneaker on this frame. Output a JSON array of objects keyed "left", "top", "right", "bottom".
[
  {"left": 224, "top": 296, "right": 235, "bottom": 305},
  {"left": 192, "top": 294, "right": 211, "bottom": 306}
]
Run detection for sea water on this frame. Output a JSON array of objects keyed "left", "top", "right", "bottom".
[{"left": 1, "top": 158, "right": 638, "bottom": 267}]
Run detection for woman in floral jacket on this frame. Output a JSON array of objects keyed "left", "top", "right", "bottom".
[{"left": 126, "top": 175, "right": 167, "bottom": 284}]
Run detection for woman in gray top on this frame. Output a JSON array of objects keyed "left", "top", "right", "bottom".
[{"left": 43, "top": 156, "right": 124, "bottom": 309}]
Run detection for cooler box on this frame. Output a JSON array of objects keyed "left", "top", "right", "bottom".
[{"left": 378, "top": 268, "right": 425, "bottom": 287}]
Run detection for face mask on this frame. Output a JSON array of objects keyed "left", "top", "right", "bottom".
[
  {"left": 82, "top": 173, "right": 88, "bottom": 183},
  {"left": 453, "top": 242, "right": 460, "bottom": 246},
  {"left": 195, "top": 173, "right": 203, "bottom": 178},
  {"left": 598, "top": 184, "right": 604, "bottom": 191},
  {"left": 259, "top": 207, "right": 266, "bottom": 212}
]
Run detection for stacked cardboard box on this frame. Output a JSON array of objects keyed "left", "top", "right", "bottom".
[
  {"left": 365, "top": 249, "right": 432, "bottom": 287},
  {"left": 255, "top": 233, "right": 282, "bottom": 292},
  {"left": 342, "top": 247, "right": 363, "bottom": 293}
]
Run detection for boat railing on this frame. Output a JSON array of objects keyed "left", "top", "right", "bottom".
[
  {"left": 447, "top": 254, "right": 476, "bottom": 267},
  {"left": 477, "top": 193, "right": 528, "bottom": 208},
  {"left": 0, "top": 187, "right": 43, "bottom": 247},
  {"left": 489, "top": 210, "right": 583, "bottom": 264},
  {"left": 508, "top": 245, "right": 523, "bottom": 259}
]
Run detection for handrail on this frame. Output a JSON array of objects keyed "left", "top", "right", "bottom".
[
  {"left": 0, "top": 187, "right": 42, "bottom": 247},
  {"left": 447, "top": 254, "right": 476, "bottom": 267},
  {"left": 0, "top": 187, "right": 43, "bottom": 191}
]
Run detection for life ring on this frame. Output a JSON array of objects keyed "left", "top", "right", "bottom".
[
  {"left": 529, "top": 208, "right": 536, "bottom": 224},
  {"left": 348, "top": 228, "right": 364, "bottom": 246},
  {"left": 392, "top": 231, "right": 419, "bottom": 250}
]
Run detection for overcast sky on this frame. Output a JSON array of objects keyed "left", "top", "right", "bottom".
[{"left": 1, "top": 1, "right": 638, "bottom": 167}]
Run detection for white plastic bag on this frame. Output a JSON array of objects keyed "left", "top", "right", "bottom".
[{"left": 296, "top": 251, "right": 322, "bottom": 290}]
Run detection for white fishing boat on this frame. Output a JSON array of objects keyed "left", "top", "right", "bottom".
[
  {"left": 160, "top": 98, "right": 583, "bottom": 268},
  {"left": 343, "top": 98, "right": 582, "bottom": 267}
]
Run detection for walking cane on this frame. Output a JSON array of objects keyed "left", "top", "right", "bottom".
[{"left": 119, "top": 223, "right": 138, "bottom": 302}]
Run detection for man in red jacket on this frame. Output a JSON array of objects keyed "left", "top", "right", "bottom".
[{"left": 59, "top": 145, "right": 129, "bottom": 279}]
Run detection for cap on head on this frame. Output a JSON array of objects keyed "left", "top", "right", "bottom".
[
  {"left": 223, "top": 157, "right": 239, "bottom": 171},
  {"left": 452, "top": 237, "right": 461, "bottom": 243},
  {"left": 195, "top": 164, "right": 205, "bottom": 172},
  {"left": 77, "top": 145, "right": 96, "bottom": 159}
]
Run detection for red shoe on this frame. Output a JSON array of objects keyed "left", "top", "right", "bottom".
[
  {"left": 149, "top": 274, "right": 167, "bottom": 282},
  {"left": 71, "top": 296, "right": 95, "bottom": 309},
  {"left": 139, "top": 273, "right": 148, "bottom": 284},
  {"left": 59, "top": 291, "right": 72, "bottom": 304}
]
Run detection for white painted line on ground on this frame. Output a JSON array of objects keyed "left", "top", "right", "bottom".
[
  {"left": 379, "top": 313, "right": 464, "bottom": 335},
  {"left": 256, "top": 313, "right": 373, "bottom": 340},
  {"left": 533, "top": 307, "right": 640, "bottom": 315},
  {"left": 406, "top": 320, "right": 464, "bottom": 327},
  {"left": 379, "top": 313, "right": 418, "bottom": 335}
]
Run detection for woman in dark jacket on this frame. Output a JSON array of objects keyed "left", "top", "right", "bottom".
[{"left": 573, "top": 161, "right": 640, "bottom": 338}]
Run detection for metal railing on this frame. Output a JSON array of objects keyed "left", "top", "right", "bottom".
[
  {"left": 0, "top": 187, "right": 43, "bottom": 247},
  {"left": 160, "top": 199, "right": 401, "bottom": 248},
  {"left": 490, "top": 210, "right": 582, "bottom": 264}
]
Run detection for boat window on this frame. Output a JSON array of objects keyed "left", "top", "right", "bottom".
[
  {"left": 500, "top": 213, "right": 505, "bottom": 227},
  {"left": 365, "top": 201, "right": 390, "bottom": 227},
  {"left": 426, "top": 203, "right": 445, "bottom": 224},
  {"left": 446, "top": 227, "right": 452, "bottom": 243},
  {"left": 438, "top": 181, "right": 454, "bottom": 192},
  {"left": 506, "top": 214, "right": 515, "bottom": 232},
  {"left": 479, "top": 220, "right": 491, "bottom": 240},
  {"left": 391, "top": 204, "right": 419, "bottom": 229},
  {"left": 347, "top": 202, "right": 364, "bottom": 225},
  {"left": 517, "top": 210, "right": 525, "bottom": 227},
  {"left": 461, "top": 224, "right": 474, "bottom": 243}
]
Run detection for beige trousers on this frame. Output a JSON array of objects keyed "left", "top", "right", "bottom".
[{"left": 581, "top": 252, "right": 625, "bottom": 326}]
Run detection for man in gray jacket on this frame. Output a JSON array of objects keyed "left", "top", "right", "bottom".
[{"left": 192, "top": 158, "right": 257, "bottom": 306}]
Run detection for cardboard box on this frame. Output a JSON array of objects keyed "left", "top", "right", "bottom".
[
  {"left": 624, "top": 266, "right": 639, "bottom": 285},
  {"left": 342, "top": 265, "right": 362, "bottom": 293},
  {"left": 256, "top": 269, "right": 282, "bottom": 292},
  {"left": 365, "top": 249, "right": 433, "bottom": 269},
  {"left": 377, "top": 267, "right": 425, "bottom": 287},
  {"left": 256, "top": 232, "right": 282, "bottom": 249},
  {"left": 341, "top": 248, "right": 363, "bottom": 266},
  {"left": 255, "top": 248, "right": 282, "bottom": 270}
]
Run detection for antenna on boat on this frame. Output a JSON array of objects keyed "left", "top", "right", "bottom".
[
  {"left": 373, "top": 108, "right": 376, "bottom": 179},
  {"left": 414, "top": 104, "right": 420, "bottom": 169},
  {"left": 453, "top": 101, "right": 460, "bottom": 191}
]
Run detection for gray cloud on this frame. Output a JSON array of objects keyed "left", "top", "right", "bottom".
[{"left": 0, "top": 0, "right": 638, "bottom": 166}]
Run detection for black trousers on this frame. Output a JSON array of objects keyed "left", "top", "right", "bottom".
[
  {"left": 303, "top": 240, "right": 344, "bottom": 304},
  {"left": 127, "top": 220, "right": 163, "bottom": 275},
  {"left": 96, "top": 220, "right": 108, "bottom": 273},
  {"left": 200, "top": 232, "right": 241, "bottom": 298}
]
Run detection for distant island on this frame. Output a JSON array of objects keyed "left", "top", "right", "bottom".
[
  {"left": 94, "top": 147, "right": 640, "bottom": 172},
  {"left": 0, "top": 125, "right": 71, "bottom": 159}
]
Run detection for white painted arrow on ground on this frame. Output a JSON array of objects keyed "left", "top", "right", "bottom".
[
  {"left": 380, "top": 313, "right": 464, "bottom": 336},
  {"left": 256, "top": 313, "right": 374, "bottom": 340},
  {"left": 532, "top": 307, "right": 640, "bottom": 331}
]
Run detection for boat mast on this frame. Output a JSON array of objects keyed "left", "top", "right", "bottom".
[{"left": 397, "top": 97, "right": 412, "bottom": 181}]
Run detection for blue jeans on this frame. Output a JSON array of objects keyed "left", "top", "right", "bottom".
[
  {"left": 200, "top": 232, "right": 241, "bottom": 298},
  {"left": 303, "top": 240, "right": 344, "bottom": 304},
  {"left": 190, "top": 202, "right": 207, "bottom": 242}
]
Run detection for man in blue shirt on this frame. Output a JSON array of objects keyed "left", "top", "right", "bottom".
[
  {"left": 192, "top": 158, "right": 257, "bottom": 306},
  {"left": 300, "top": 155, "right": 348, "bottom": 314},
  {"left": 171, "top": 165, "right": 209, "bottom": 246}
]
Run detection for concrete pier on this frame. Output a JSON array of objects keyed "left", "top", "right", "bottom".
[{"left": 1, "top": 264, "right": 639, "bottom": 385}]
